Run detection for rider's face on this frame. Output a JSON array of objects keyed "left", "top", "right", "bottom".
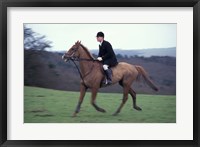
[{"left": 96, "top": 37, "right": 104, "bottom": 42}]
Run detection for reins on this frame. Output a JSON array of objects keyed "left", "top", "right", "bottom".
[
  {"left": 70, "top": 56, "right": 96, "bottom": 62},
  {"left": 69, "top": 57, "right": 97, "bottom": 87},
  {"left": 64, "top": 43, "right": 99, "bottom": 87}
]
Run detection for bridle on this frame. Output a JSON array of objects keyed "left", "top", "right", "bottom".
[
  {"left": 63, "top": 46, "right": 98, "bottom": 87},
  {"left": 64, "top": 46, "right": 97, "bottom": 61}
]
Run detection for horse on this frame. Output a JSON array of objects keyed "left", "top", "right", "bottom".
[{"left": 62, "top": 41, "right": 158, "bottom": 117}]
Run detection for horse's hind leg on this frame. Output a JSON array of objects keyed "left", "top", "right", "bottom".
[
  {"left": 129, "top": 88, "right": 142, "bottom": 111},
  {"left": 73, "top": 84, "right": 87, "bottom": 117},
  {"left": 119, "top": 81, "right": 142, "bottom": 111},
  {"left": 113, "top": 85, "right": 129, "bottom": 116},
  {"left": 91, "top": 88, "right": 106, "bottom": 113}
]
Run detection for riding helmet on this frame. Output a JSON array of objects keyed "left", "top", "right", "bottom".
[{"left": 96, "top": 32, "right": 104, "bottom": 38}]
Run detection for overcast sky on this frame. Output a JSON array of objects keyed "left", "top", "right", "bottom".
[{"left": 25, "top": 23, "right": 176, "bottom": 51}]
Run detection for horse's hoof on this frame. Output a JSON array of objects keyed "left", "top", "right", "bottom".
[
  {"left": 72, "top": 113, "right": 77, "bottom": 117},
  {"left": 134, "top": 106, "right": 142, "bottom": 111},
  {"left": 99, "top": 109, "right": 106, "bottom": 113},
  {"left": 112, "top": 112, "right": 119, "bottom": 116}
]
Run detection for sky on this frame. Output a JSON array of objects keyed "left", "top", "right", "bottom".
[{"left": 25, "top": 24, "right": 176, "bottom": 51}]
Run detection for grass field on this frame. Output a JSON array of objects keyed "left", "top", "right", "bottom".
[{"left": 24, "top": 86, "right": 176, "bottom": 123}]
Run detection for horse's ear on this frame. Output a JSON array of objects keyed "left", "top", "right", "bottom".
[
  {"left": 75, "top": 41, "right": 80, "bottom": 47},
  {"left": 77, "top": 40, "right": 81, "bottom": 45},
  {"left": 75, "top": 41, "right": 78, "bottom": 46}
]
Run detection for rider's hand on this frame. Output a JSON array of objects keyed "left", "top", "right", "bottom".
[{"left": 97, "top": 57, "right": 103, "bottom": 61}]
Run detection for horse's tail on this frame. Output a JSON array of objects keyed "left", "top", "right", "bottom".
[{"left": 135, "top": 65, "right": 159, "bottom": 91}]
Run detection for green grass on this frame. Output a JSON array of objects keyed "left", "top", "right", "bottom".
[{"left": 24, "top": 86, "right": 176, "bottom": 123}]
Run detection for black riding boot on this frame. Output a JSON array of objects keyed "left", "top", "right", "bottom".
[{"left": 104, "top": 69, "right": 112, "bottom": 85}]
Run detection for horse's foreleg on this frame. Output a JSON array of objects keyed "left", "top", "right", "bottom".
[
  {"left": 113, "top": 85, "right": 129, "bottom": 116},
  {"left": 73, "top": 84, "right": 87, "bottom": 117},
  {"left": 129, "top": 88, "right": 142, "bottom": 111},
  {"left": 91, "top": 88, "right": 106, "bottom": 113}
]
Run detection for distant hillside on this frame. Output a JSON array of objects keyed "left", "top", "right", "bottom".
[
  {"left": 24, "top": 50, "right": 176, "bottom": 95},
  {"left": 90, "top": 47, "right": 176, "bottom": 57}
]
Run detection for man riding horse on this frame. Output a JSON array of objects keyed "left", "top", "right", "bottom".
[
  {"left": 96, "top": 32, "right": 118, "bottom": 85},
  {"left": 62, "top": 40, "right": 158, "bottom": 116}
]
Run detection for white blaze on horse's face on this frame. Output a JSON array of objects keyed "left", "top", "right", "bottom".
[{"left": 62, "top": 52, "right": 69, "bottom": 62}]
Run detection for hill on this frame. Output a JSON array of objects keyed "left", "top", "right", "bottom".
[
  {"left": 57, "top": 47, "right": 176, "bottom": 58},
  {"left": 24, "top": 49, "right": 176, "bottom": 95},
  {"left": 90, "top": 47, "right": 176, "bottom": 57}
]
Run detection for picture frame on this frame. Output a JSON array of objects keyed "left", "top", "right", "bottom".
[{"left": 1, "top": 0, "right": 199, "bottom": 146}]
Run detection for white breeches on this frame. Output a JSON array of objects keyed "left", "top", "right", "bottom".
[{"left": 103, "top": 64, "right": 109, "bottom": 70}]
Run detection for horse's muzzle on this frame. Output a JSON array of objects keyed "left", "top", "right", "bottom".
[{"left": 62, "top": 55, "right": 69, "bottom": 62}]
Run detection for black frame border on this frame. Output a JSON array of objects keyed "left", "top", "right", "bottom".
[{"left": 0, "top": 0, "right": 199, "bottom": 146}]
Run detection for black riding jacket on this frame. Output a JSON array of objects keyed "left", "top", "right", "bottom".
[{"left": 98, "top": 40, "right": 118, "bottom": 67}]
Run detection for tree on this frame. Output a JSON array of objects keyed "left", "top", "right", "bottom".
[
  {"left": 24, "top": 26, "right": 52, "bottom": 50},
  {"left": 116, "top": 54, "right": 123, "bottom": 59}
]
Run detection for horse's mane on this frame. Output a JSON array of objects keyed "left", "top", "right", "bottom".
[{"left": 80, "top": 44, "right": 95, "bottom": 60}]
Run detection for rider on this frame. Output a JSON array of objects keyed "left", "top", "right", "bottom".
[{"left": 96, "top": 31, "right": 118, "bottom": 85}]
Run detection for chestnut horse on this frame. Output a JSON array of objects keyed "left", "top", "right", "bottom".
[{"left": 62, "top": 41, "right": 158, "bottom": 116}]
